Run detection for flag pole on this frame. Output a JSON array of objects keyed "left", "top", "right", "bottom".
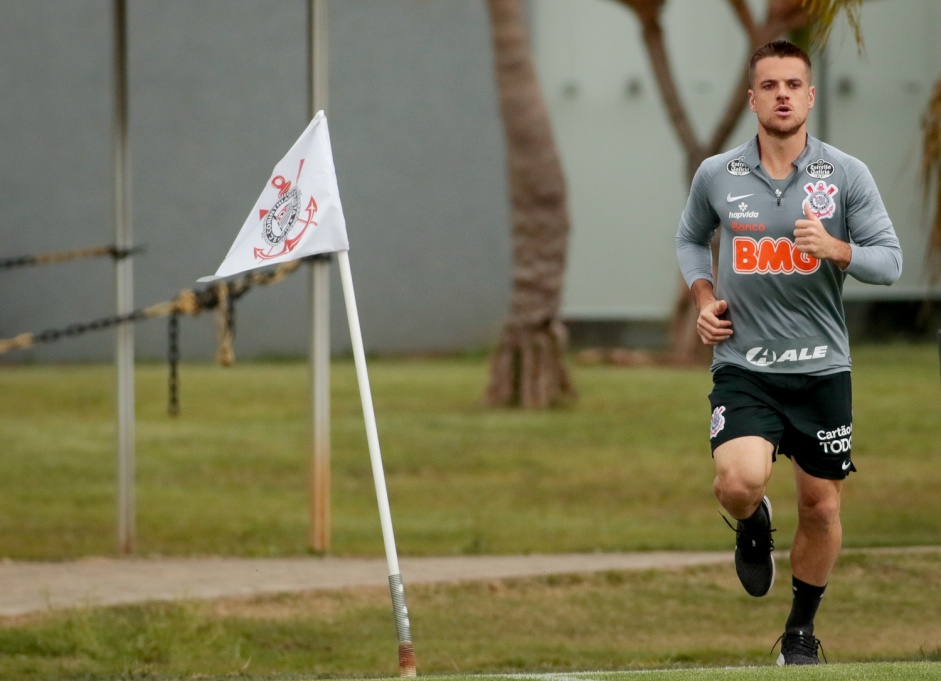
[
  {"left": 337, "top": 249, "right": 416, "bottom": 677},
  {"left": 307, "top": 0, "right": 332, "bottom": 553}
]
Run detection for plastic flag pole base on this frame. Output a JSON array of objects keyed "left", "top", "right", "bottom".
[
  {"left": 398, "top": 643, "right": 416, "bottom": 678},
  {"left": 388, "top": 573, "right": 414, "bottom": 677}
]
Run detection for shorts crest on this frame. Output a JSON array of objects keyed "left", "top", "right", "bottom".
[{"left": 710, "top": 406, "right": 726, "bottom": 439}]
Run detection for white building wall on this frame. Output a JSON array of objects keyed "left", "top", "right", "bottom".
[
  {"left": 532, "top": 0, "right": 941, "bottom": 322},
  {"left": 825, "top": 0, "right": 941, "bottom": 300}
]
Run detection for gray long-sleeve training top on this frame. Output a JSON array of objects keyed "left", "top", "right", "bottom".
[{"left": 675, "top": 135, "right": 902, "bottom": 375}]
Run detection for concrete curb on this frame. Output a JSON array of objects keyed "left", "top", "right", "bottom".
[
  {"left": 0, "top": 551, "right": 731, "bottom": 616},
  {"left": 3, "top": 547, "right": 934, "bottom": 617}
]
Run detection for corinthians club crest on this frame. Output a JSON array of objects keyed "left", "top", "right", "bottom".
[
  {"left": 802, "top": 180, "right": 839, "bottom": 220},
  {"left": 254, "top": 158, "right": 319, "bottom": 262}
]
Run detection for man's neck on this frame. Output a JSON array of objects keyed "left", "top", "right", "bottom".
[{"left": 757, "top": 129, "right": 807, "bottom": 179}]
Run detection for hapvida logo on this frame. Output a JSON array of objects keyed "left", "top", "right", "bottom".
[{"left": 728, "top": 202, "right": 759, "bottom": 219}]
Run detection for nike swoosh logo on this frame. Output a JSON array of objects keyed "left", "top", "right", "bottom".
[
  {"left": 842, "top": 460, "right": 852, "bottom": 470},
  {"left": 727, "top": 193, "right": 755, "bottom": 202}
]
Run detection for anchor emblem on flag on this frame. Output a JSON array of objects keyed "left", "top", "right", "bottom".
[{"left": 254, "top": 160, "right": 319, "bottom": 262}]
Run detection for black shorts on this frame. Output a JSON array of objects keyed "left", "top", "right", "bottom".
[{"left": 708, "top": 365, "right": 855, "bottom": 480}]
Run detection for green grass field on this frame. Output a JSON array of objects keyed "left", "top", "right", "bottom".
[
  {"left": 0, "top": 343, "right": 938, "bottom": 559},
  {"left": 464, "top": 665, "right": 941, "bottom": 680},
  {"left": 0, "top": 342, "right": 938, "bottom": 679},
  {"left": 0, "top": 549, "right": 938, "bottom": 679}
]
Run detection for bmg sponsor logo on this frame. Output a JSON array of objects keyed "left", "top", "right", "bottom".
[{"left": 733, "top": 236, "right": 820, "bottom": 274}]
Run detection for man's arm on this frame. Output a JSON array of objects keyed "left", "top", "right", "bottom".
[
  {"left": 675, "top": 161, "right": 721, "bottom": 288},
  {"left": 676, "top": 159, "right": 731, "bottom": 347},
  {"left": 842, "top": 160, "right": 903, "bottom": 285},
  {"left": 795, "top": 158, "right": 902, "bottom": 283}
]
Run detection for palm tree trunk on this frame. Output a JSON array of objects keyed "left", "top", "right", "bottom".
[
  {"left": 484, "top": 0, "right": 575, "bottom": 408},
  {"left": 921, "top": 77, "right": 941, "bottom": 282}
]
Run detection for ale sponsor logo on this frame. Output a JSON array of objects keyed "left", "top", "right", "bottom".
[{"left": 745, "top": 343, "right": 828, "bottom": 367}]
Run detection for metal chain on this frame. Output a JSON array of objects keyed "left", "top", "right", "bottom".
[
  {"left": 32, "top": 309, "right": 149, "bottom": 344},
  {"left": 0, "top": 258, "right": 306, "bottom": 357},
  {"left": 168, "top": 313, "right": 180, "bottom": 417},
  {"left": 0, "top": 257, "right": 315, "bottom": 419},
  {"left": 226, "top": 288, "right": 236, "bottom": 339},
  {"left": 0, "top": 245, "right": 143, "bottom": 271}
]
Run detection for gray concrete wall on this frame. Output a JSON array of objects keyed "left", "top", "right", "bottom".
[{"left": 0, "top": 0, "right": 511, "bottom": 361}]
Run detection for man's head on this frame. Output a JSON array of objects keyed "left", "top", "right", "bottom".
[
  {"left": 748, "top": 40, "right": 812, "bottom": 88},
  {"left": 748, "top": 40, "right": 815, "bottom": 140}
]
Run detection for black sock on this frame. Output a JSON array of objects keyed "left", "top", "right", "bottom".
[
  {"left": 785, "top": 577, "right": 827, "bottom": 634},
  {"left": 738, "top": 500, "right": 769, "bottom": 533}
]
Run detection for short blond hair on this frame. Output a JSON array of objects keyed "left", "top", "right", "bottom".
[{"left": 749, "top": 40, "right": 812, "bottom": 87}]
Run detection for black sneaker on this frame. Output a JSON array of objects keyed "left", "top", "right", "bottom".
[
  {"left": 774, "top": 630, "right": 826, "bottom": 665},
  {"left": 722, "top": 495, "right": 775, "bottom": 597}
]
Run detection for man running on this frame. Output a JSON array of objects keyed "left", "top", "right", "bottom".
[{"left": 675, "top": 39, "right": 902, "bottom": 665}]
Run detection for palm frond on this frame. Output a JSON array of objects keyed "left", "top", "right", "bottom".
[{"left": 800, "top": 0, "right": 864, "bottom": 52}]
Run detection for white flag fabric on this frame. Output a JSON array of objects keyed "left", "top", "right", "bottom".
[{"left": 198, "top": 111, "right": 349, "bottom": 283}]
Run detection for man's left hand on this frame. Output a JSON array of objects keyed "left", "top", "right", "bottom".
[{"left": 794, "top": 202, "right": 851, "bottom": 269}]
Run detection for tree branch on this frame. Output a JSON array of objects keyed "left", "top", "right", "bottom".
[
  {"left": 922, "top": 78, "right": 941, "bottom": 282},
  {"left": 726, "top": 0, "right": 757, "bottom": 36},
  {"left": 623, "top": 1, "right": 703, "bottom": 166}
]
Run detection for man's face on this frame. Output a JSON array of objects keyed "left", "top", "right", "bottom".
[{"left": 748, "top": 56, "right": 815, "bottom": 139}]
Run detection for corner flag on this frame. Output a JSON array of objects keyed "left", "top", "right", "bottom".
[
  {"left": 198, "top": 111, "right": 348, "bottom": 283},
  {"left": 196, "top": 112, "right": 416, "bottom": 676}
]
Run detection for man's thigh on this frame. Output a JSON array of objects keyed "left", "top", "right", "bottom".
[
  {"left": 792, "top": 456, "right": 843, "bottom": 511},
  {"left": 709, "top": 366, "right": 786, "bottom": 453}
]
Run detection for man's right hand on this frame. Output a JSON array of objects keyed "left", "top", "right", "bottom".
[
  {"left": 697, "top": 298, "right": 733, "bottom": 346},
  {"left": 690, "top": 279, "right": 732, "bottom": 346}
]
